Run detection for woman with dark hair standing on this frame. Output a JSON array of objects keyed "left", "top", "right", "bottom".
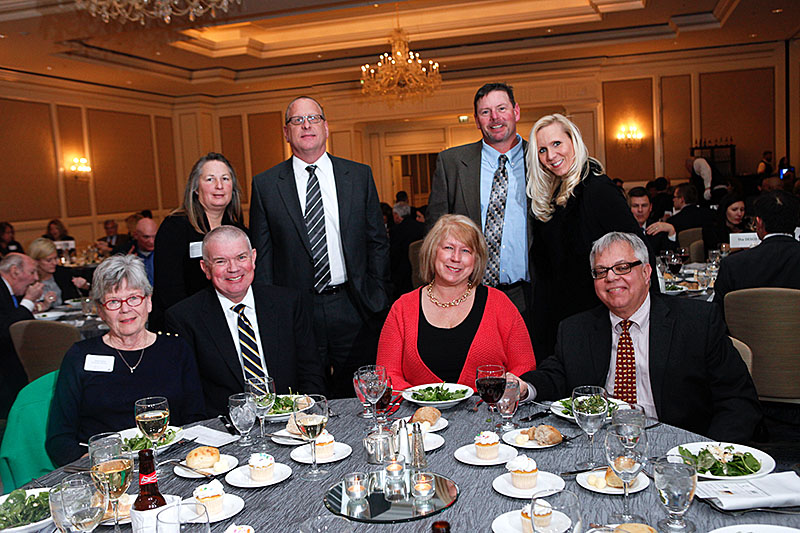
[
  {"left": 152, "top": 153, "right": 246, "bottom": 323},
  {"left": 702, "top": 193, "right": 748, "bottom": 254}
]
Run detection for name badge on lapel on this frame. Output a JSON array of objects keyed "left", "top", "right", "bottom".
[
  {"left": 189, "top": 241, "right": 203, "bottom": 259},
  {"left": 84, "top": 354, "right": 115, "bottom": 372}
]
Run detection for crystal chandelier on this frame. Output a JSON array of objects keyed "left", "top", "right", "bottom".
[
  {"left": 75, "top": 0, "right": 241, "bottom": 24},
  {"left": 360, "top": 29, "right": 441, "bottom": 102}
]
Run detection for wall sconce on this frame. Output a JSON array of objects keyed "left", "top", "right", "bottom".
[
  {"left": 69, "top": 157, "right": 92, "bottom": 180},
  {"left": 458, "top": 115, "right": 470, "bottom": 124},
  {"left": 616, "top": 125, "right": 643, "bottom": 150}
]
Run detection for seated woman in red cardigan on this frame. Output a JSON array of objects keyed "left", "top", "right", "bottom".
[{"left": 376, "top": 214, "right": 535, "bottom": 390}]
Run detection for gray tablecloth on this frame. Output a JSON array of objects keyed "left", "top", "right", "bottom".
[{"left": 29, "top": 399, "right": 797, "bottom": 531}]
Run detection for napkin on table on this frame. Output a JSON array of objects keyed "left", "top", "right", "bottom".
[
  {"left": 695, "top": 471, "right": 800, "bottom": 510},
  {"left": 182, "top": 426, "right": 240, "bottom": 448}
]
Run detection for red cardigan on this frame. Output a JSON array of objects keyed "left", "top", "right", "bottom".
[{"left": 376, "top": 287, "right": 536, "bottom": 390}]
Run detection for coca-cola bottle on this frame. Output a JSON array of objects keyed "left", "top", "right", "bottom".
[{"left": 133, "top": 449, "right": 167, "bottom": 511}]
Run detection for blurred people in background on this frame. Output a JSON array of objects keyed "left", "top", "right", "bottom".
[
  {"left": 389, "top": 201, "right": 426, "bottom": 299},
  {"left": 647, "top": 183, "right": 714, "bottom": 240},
  {"left": 757, "top": 150, "right": 773, "bottom": 176},
  {"left": 132, "top": 218, "right": 157, "bottom": 286},
  {"left": 28, "top": 238, "right": 87, "bottom": 307},
  {"left": 42, "top": 219, "right": 73, "bottom": 241},
  {"left": 702, "top": 193, "right": 748, "bottom": 254},
  {"left": 0, "top": 222, "right": 23, "bottom": 257},
  {"left": 649, "top": 177, "right": 673, "bottom": 222},
  {"left": 628, "top": 187, "right": 675, "bottom": 254},
  {"left": 96, "top": 219, "right": 130, "bottom": 255}
]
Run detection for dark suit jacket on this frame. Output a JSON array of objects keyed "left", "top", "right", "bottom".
[
  {"left": 713, "top": 235, "right": 800, "bottom": 310},
  {"left": 522, "top": 296, "right": 761, "bottom": 442},
  {"left": 390, "top": 216, "right": 426, "bottom": 298},
  {"left": 164, "top": 283, "right": 325, "bottom": 417},
  {"left": 0, "top": 279, "right": 33, "bottom": 418},
  {"left": 249, "top": 154, "right": 390, "bottom": 321},
  {"left": 100, "top": 234, "right": 130, "bottom": 250},
  {"left": 667, "top": 205, "right": 715, "bottom": 234}
]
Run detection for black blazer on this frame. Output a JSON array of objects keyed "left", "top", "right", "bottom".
[
  {"left": 713, "top": 235, "right": 800, "bottom": 310},
  {"left": 164, "top": 283, "right": 325, "bottom": 417},
  {"left": 522, "top": 296, "right": 761, "bottom": 442},
  {"left": 249, "top": 155, "right": 390, "bottom": 321},
  {"left": 0, "top": 280, "right": 33, "bottom": 417},
  {"left": 667, "top": 205, "right": 715, "bottom": 234}
]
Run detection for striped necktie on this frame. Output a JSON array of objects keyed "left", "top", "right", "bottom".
[
  {"left": 482, "top": 154, "right": 509, "bottom": 287},
  {"left": 232, "top": 303, "right": 265, "bottom": 381},
  {"left": 614, "top": 319, "right": 637, "bottom": 403},
  {"left": 304, "top": 165, "right": 331, "bottom": 293}
]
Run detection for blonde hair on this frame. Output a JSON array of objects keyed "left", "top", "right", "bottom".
[
  {"left": 526, "top": 113, "right": 602, "bottom": 221},
  {"left": 418, "top": 214, "right": 488, "bottom": 286},
  {"left": 28, "top": 237, "right": 57, "bottom": 261}
]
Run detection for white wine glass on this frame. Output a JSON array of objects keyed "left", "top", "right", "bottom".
[
  {"left": 134, "top": 396, "right": 169, "bottom": 470},
  {"left": 91, "top": 453, "right": 133, "bottom": 533},
  {"left": 572, "top": 385, "right": 608, "bottom": 469},
  {"left": 228, "top": 392, "right": 257, "bottom": 447},
  {"left": 61, "top": 472, "right": 108, "bottom": 533},
  {"left": 496, "top": 378, "right": 520, "bottom": 431},
  {"left": 357, "top": 365, "right": 387, "bottom": 431},
  {"left": 88, "top": 432, "right": 122, "bottom": 466},
  {"left": 353, "top": 371, "right": 372, "bottom": 418},
  {"left": 293, "top": 394, "right": 328, "bottom": 480},
  {"left": 246, "top": 376, "right": 276, "bottom": 450},
  {"left": 529, "top": 489, "right": 582, "bottom": 533},
  {"left": 654, "top": 455, "right": 697, "bottom": 533},
  {"left": 156, "top": 502, "right": 211, "bottom": 533},
  {"left": 49, "top": 483, "right": 72, "bottom": 533},
  {"left": 605, "top": 423, "right": 648, "bottom": 524}
]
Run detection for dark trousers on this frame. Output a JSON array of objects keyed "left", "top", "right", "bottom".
[{"left": 496, "top": 280, "right": 538, "bottom": 363}]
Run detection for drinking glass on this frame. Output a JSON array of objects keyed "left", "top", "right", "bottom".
[
  {"left": 134, "top": 396, "right": 169, "bottom": 468},
  {"left": 667, "top": 255, "right": 683, "bottom": 277},
  {"left": 476, "top": 364, "right": 506, "bottom": 430},
  {"left": 246, "top": 376, "right": 276, "bottom": 450},
  {"left": 352, "top": 371, "right": 371, "bottom": 418},
  {"left": 156, "top": 502, "right": 211, "bottom": 533},
  {"left": 708, "top": 249, "right": 721, "bottom": 266},
  {"left": 228, "top": 392, "right": 257, "bottom": 447},
  {"left": 496, "top": 378, "right": 520, "bottom": 431},
  {"left": 654, "top": 455, "right": 697, "bottom": 533},
  {"left": 529, "top": 489, "right": 582, "bottom": 533},
  {"left": 61, "top": 472, "right": 108, "bottom": 533},
  {"left": 719, "top": 243, "right": 730, "bottom": 258},
  {"left": 572, "top": 385, "right": 607, "bottom": 469},
  {"left": 49, "top": 483, "right": 72, "bottom": 533},
  {"left": 695, "top": 269, "right": 710, "bottom": 293},
  {"left": 91, "top": 454, "right": 133, "bottom": 533},
  {"left": 293, "top": 394, "right": 328, "bottom": 480},
  {"left": 357, "top": 365, "right": 388, "bottom": 431},
  {"left": 605, "top": 423, "right": 648, "bottom": 524},
  {"left": 611, "top": 403, "right": 647, "bottom": 430},
  {"left": 676, "top": 247, "right": 689, "bottom": 264},
  {"left": 88, "top": 432, "right": 122, "bottom": 466},
  {"left": 374, "top": 375, "right": 394, "bottom": 426}
]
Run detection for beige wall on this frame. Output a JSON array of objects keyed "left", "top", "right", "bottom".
[{"left": 603, "top": 78, "right": 655, "bottom": 181}]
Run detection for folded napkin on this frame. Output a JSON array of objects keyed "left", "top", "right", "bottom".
[
  {"left": 182, "top": 426, "right": 240, "bottom": 448},
  {"left": 695, "top": 471, "right": 800, "bottom": 510}
]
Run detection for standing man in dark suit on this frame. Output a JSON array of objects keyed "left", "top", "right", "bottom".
[
  {"left": 0, "top": 253, "right": 43, "bottom": 417},
  {"left": 165, "top": 226, "right": 325, "bottom": 416},
  {"left": 518, "top": 232, "right": 760, "bottom": 442},
  {"left": 426, "top": 82, "right": 530, "bottom": 319},
  {"left": 250, "top": 96, "right": 390, "bottom": 399},
  {"left": 714, "top": 190, "right": 800, "bottom": 310}
]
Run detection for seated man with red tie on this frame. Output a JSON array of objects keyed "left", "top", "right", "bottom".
[
  {"left": 518, "top": 231, "right": 761, "bottom": 443},
  {"left": 165, "top": 225, "right": 325, "bottom": 416}
]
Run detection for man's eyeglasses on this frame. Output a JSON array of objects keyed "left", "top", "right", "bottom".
[
  {"left": 285, "top": 114, "right": 325, "bottom": 126},
  {"left": 591, "top": 260, "right": 642, "bottom": 280},
  {"left": 100, "top": 294, "right": 145, "bottom": 310}
]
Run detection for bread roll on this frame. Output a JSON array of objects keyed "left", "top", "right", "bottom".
[
  {"left": 615, "top": 524, "right": 656, "bottom": 533},
  {"left": 410, "top": 406, "right": 441, "bottom": 425},
  {"left": 186, "top": 446, "right": 220, "bottom": 469},
  {"left": 285, "top": 415, "right": 302, "bottom": 435},
  {"left": 605, "top": 467, "right": 624, "bottom": 488},
  {"left": 533, "top": 425, "right": 563, "bottom": 446}
]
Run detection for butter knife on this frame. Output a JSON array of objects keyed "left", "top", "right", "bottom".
[{"left": 519, "top": 411, "right": 551, "bottom": 423}]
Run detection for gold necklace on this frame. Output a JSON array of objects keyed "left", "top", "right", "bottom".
[
  {"left": 115, "top": 347, "right": 145, "bottom": 374},
  {"left": 426, "top": 281, "right": 473, "bottom": 308}
]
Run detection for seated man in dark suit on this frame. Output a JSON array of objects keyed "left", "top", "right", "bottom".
[
  {"left": 714, "top": 190, "right": 800, "bottom": 310},
  {"left": 165, "top": 225, "right": 325, "bottom": 416},
  {"left": 629, "top": 187, "right": 675, "bottom": 254},
  {"left": 519, "top": 231, "right": 761, "bottom": 443},
  {"left": 96, "top": 219, "right": 130, "bottom": 255},
  {"left": 646, "top": 183, "right": 714, "bottom": 241},
  {"left": 0, "top": 253, "right": 43, "bottom": 417}
]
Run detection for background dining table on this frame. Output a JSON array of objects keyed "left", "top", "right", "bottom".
[{"left": 26, "top": 398, "right": 799, "bottom": 532}]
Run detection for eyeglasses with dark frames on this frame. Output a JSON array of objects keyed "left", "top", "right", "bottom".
[
  {"left": 285, "top": 114, "right": 325, "bottom": 126},
  {"left": 100, "top": 294, "right": 145, "bottom": 311},
  {"left": 591, "top": 260, "right": 643, "bottom": 280}
]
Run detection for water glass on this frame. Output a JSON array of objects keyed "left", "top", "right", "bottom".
[
  {"left": 529, "top": 489, "right": 582, "bottom": 533},
  {"left": 352, "top": 372, "right": 371, "bottom": 418},
  {"left": 720, "top": 243, "right": 730, "bottom": 258},
  {"left": 88, "top": 432, "right": 123, "bottom": 466},
  {"left": 357, "top": 365, "right": 388, "bottom": 431},
  {"left": 572, "top": 385, "right": 607, "bottom": 469},
  {"left": 695, "top": 269, "right": 711, "bottom": 293},
  {"left": 496, "top": 378, "right": 520, "bottom": 431},
  {"left": 155, "top": 502, "right": 211, "bottom": 533},
  {"left": 61, "top": 472, "right": 108, "bottom": 533},
  {"left": 611, "top": 403, "right": 647, "bottom": 430},
  {"left": 246, "top": 376, "right": 275, "bottom": 450},
  {"left": 228, "top": 393, "right": 257, "bottom": 447},
  {"left": 49, "top": 483, "right": 71, "bottom": 533},
  {"left": 605, "top": 423, "right": 648, "bottom": 524},
  {"left": 654, "top": 455, "right": 697, "bottom": 532},
  {"left": 708, "top": 249, "right": 721, "bottom": 265}
]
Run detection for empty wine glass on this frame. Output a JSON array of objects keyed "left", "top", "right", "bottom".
[
  {"left": 611, "top": 403, "right": 647, "bottom": 430},
  {"left": 228, "top": 392, "right": 257, "bottom": 447},
  {"left": 352, "top": 371, "right": 371, "bottom": 418},
  {"left": 572, "top": 385, "right": 607, "bottom": 469},
  {"left": 357, "top": 365, "right": 388, "bottom": 431},
  {"left": 156, "top": 502, "right": 211, "bottom": 533},
  {"left": 654, "top": 455, "right": 697, "bottom": 533},
  {"left": 496, "top": 378, "right": 520, "bottom": 431},
  {"left": 246, "top": 376, "right": 276, "bottom": 450},
  {"left": 476, "top": 364, "right": 506, "bottom": 430},
  {"left": 61, "top": 472, "right": 108, "bottom": 533},
  {"left": 605, "top": 423, "right": 648, "bottom": 524},
  {"left": 292, "top": 394, "right": 328, "bottom": 480},
  {"left": 529, "top": 489, "right": 582, "bottom": 533}
]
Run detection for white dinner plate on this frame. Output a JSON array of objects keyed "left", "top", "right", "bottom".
[
  {"left": 664, "top": 285, "right": 689, "bottom": 296},
  {"left": 118, "top": 426, "right": 183, "bottom": 449},
  {"left": 185, "top": 494, "right": 244, "bottom": 523},
  {"left": 423, "top": 433, "right": 445, "bottom": 452},
  {"left": 0, "top": 488, "right": 53, "bottom": 533},
  {"left": 270, "top": 429, "right": 306, "bottom": 446},
  {"left": 453, "top": 443, "right": 517, "bottom": 466},
  {"left": 667, "top": 441, "right": 775, "bottom": 480},
  {"left": 263, "top": 395, "right": 314, "bottom": 422},
  {"left": 64, "top": 298, "right": 85, "bottom": 309},
  {"left": 491, "top": 510, "right": 525, "bottom": 533},
  {"left": 502, "top": 429, "right": 561, "bottom": 449},
  {"left": 575, "top": 469, "right": 650, "bottom": 495},
  {"left": 708, "top": 527, "right": 800, "bottom": 533},
  {"left": 290, "top": 442, "right": 352, "bottom": 464},
  {"left": 492, "top": 472, "right": 565, "bottom": 499},
  {"left": 224, "top": 463, "right": 292, "bottom": 488},
  {"left": 34, "top": 311, "right": 65, "bottom": 321},
  {"left": 401, "top": 383, "right": 474, "bottom": 409},
  {"left": 550, "top": 398, "right": 626, "bottom": 422},
  {"left": 173, "top": 454, "right": 238, "bottom": 479},
  {"left": 401, "top": 415, "right": 449, "bottom": 432}
]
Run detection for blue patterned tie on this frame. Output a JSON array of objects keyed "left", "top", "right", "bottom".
[
  {"left": 232, "top": 303, "right": 265, "bottom": 381},
  {"left": 305, "top": 165, "right": 331, "bottom": 293},
  {"left": 482, "top": 154, "right": 509, "bottom": 286}
]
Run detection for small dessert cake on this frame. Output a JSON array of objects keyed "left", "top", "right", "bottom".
[
  {"left": 315, "top": 430, "right": 335, "bottom": 459},
  {"left": 224, "top": 525, "right": 254, "bottom": 533},
  {"left": 506, "top": 455, "right": 539, "bottom": 489},
  {"left": 474, "top": 431, "right": 500, "bottom": 459},
  {"left": 248, "top": 453, "right": 275, "bottom": 481},
  {"left": 532, "top": 499, "right": 552, "bottom": 528},
  {"left": 193, "top": 479, "right": 225, "bottom": 516},
  {"left": 520, "top": 503, "right": 533, "bottom": 533}
]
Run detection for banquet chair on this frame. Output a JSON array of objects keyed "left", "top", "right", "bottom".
[
  {"left": 725, "top": 288, "right": 800, "bottom": 403},
  {"left": 729, "top": 336, "right": 753, "bottom": 374},
  {"left": 9, "top": 320, "right": 79, "bottom": 382},
  {"left": 677, "top": 227, "right": 703, "bottom": 250},
  {"left": 409, "top": 239, "right": 424, "bottom": 289},
  {"left": 689, "top": 239, "right": 705, "bottom": 263}
]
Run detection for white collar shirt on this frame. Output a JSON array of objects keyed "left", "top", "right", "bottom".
[
  {"left": 215, "top": 286, "right": 269, "bottom": 380},
  {"left": 2, "top": 275, "right": 33, "bottom": 312},
  {"left": 292, "top": 153, "right": 346, "bottom": 285},
  {"left": 604, "top": 294, "right": 658, "bottom": 419}
]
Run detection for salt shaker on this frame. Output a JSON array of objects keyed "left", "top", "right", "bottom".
[
  {"left": 395, "top": 418, "right": 410, "bottom": 461},
  {"left": 410, "top": 422, "right": 427, "bottom": 469}
]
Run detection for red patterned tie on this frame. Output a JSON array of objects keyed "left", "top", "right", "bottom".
[{"left": 614, "top": 319, "right": 637, "bottom": 403}]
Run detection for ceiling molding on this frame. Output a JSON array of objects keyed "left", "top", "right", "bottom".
[
  {"left": 593, "top": 0, "right": 647, "bottom": 14},
  {"left": 713, "top": 0, "right": 741, "bottom": 26},
  {"left": 669, "top": 13, "right": 722, "bottom": 33}
]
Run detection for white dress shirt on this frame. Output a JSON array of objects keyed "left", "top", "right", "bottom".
[
  {"left": 604, "top": 294, "right": 658, "bottom": 419},
  {"left": 2, "top": 276, "right": 34, "bottom": 312},
  {"left": 215, "top": 286, "right": 269, "bottom": 380},
  {"left": 292, "top": 153, "right": 347, "bottom": 285}
]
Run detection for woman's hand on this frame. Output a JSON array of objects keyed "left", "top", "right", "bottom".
[
  {"left": 72, "top": 276, "right": 89, "bottom": 289},
  {"left": 646, "top": 221, "right": 676, "bottom": 237},
  {"left": 505, "top": 372, "right": 528, "bottom": 400}
]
